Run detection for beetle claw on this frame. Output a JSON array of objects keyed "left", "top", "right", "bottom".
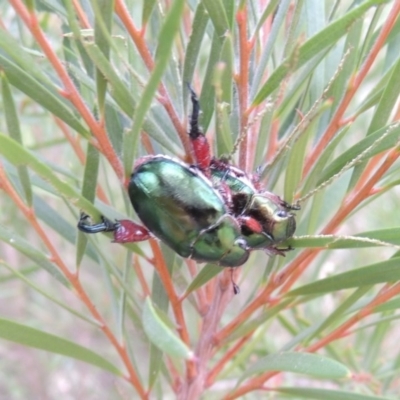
[
  {"left": 100, "top": 216, "right": 120, "bottom": 232},
  {"left": 230, "top": 268, "right": 240, "bottom": 295},
  {"left": 77, "top": 213, "right": 119, "bottom": 234}
]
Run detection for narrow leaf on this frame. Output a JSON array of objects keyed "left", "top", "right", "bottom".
[
  {"left": 203, "top": 0, "right": 229, "bottom": 39},
  {"left": 84, "top": 43, "right": 135, "bottom": 116},
  {"left": 276, "top": 387, "right": 391, "bottom": 400},
  {"left": 142, "top": 0, "right": 157, "bottom": 24},
  {"left": 0, "top": 223, "right": 69, "bottom": 286},
  {"left": 291, "top": 232, "right": 400, "bottom": 249},
  {"left": 0, "top": 55, "right": 88, "bottom": 137},
  {"left": 0, "top": 318, "right": 122, "bottom": 376},
  {"left": 287, "top": 257, "right": 400, "bottom": 296},
  {"left": 93, "top": 0, "right": 114, "bottom": 113},
  {"left": 199, "top": 33, "right": 222, "bottom": 132},
  {"left": 319, "top": 124, "right": 400, "bottom": 185},
  {"left": 1, "top": 75, "right": 32, "bottom": 205},
  {"left": 184, "top": 264, "right": 222, "bottom": 295},
  {"left": 182, "top": 3, "right": 209, "bottom": 100},
  {"left": 142, "top": 298, "right": 193, "bottom": 360},
  {"left": 0, "top": 134, "right": 98, "bottom": 216},
  {"left": 77, "top": 142, "right": 100, "bottom": 266},
  {"left": 240, "top": 352, "right": 350, "bottom": 382},
  {"left": 125, "top": 0, "right": 185, "bottom": 174},
  {"left": 252, "top": 0, "right": 388, "bottom": 104}
]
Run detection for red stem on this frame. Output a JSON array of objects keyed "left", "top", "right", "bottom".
[
  {"left": 10, "top": 0, "right": 124, "bottom": 182},
  {"left": 54, "top": 118, "right": 110, "bottom": 205},
  {"left": 236, "top": 5, "right": 252, "bottom": 170},
  {"left": 178, "top": 272, "right": 236, "bottom": 399},
  {"left": 303, "top": 0, "right": 400, "bottom": 177},
  {"left": 148, "top": 240, "right": 196, "bottom": 380},
  {"left": 0, "top": 164, "right": 147, "bottom": 399},
  {"left": 225, "top": 281, "right": 400, "bottom": 399},
  {"left": 114, "top": 0, "right": 191, "bottom": 158}
]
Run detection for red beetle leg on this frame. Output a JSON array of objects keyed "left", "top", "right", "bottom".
[
  {"left": 78, "top": 213, "right": 151, "bottom": 244},
  {"left": 238, "top": 215, "right": 264, "bottom": 233},
  {"left": 188, "top": 86, "right": 211, "bottom": 172},
  {"left": 113, "top": 220, "right": 151, "bottom": 243},
  {"left": 191, "top": 135, "right": 211, "bottom": 172}
]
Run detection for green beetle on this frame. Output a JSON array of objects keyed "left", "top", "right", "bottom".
[
  {"left": 78, "top": 87, "right": 299, "bottom": 293},
  {"left": 128, "top": 155, "right": 249, "bottom": 267},
  {"left": 210, "top": 161, "right": 299, "bottom": 254}
]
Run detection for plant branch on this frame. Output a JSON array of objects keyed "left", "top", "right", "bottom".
[
  {"left": 148, "top": 240, "right": 196, "bottom": 379},
  {"left": 54, "top": 118, "right": 110, "bottom": 204},
  {"left": 303, "top": 0, "right": 400, "bottom": 177},
  {"left": 236, "top": 4, "right": 254, "bottom": 170},
  {"left": 223, "top": 280, "right": 400, "bottom": 400},
  {"left": 178, "top": 272, "right": 235, "bottom": 399},
  {"left": 10, "top": 0, "right": 124, "bottom": 182},
  {"left": 0, "top": 163, "right": 147, "bottom": 399},
  {"left": 114, "top": 0, "right": 191, "bottom": 157}
]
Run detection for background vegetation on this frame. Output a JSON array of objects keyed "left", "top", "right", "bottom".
[{"left": 1, "top": 0, "right": 400, "bottom": 399}]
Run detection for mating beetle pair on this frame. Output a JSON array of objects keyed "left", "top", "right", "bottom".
[{"left": 78, "top": 89, "right": 299, "bottom": 276}]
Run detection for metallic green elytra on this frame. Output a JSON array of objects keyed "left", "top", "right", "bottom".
[{"left": 128, "top": 155, "right": 249, "bottom": 267}]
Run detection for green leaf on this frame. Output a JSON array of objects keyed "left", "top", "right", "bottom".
[
  {"left": 1, "top": 75, "right": 32, "bottom": 206},
  {"left": 0, "top": 318, "right": 122, "bottom": 376},
  {"left": 252, "top": 0, "right": 388, "bottom": 104},
  {"left": 349, "top": 57, "right": 400, "bottom": 189},
  {"left": 93, "top": 0, "right": 114, "bottom": 113},
  {"left": 142, "top": 298, "right": 193, "bottom": 360},
  {"left": 83, "top": 42, "right": 135, "bottom": 116},
  {"left": 202, "top": 0, "right": 229, "bottom": 40},
  {"left": 319, "top": 124, "right": 400, "bottom": 185},
  {"left": 142, "top": 0, "right": 157, "bottom": 24},
  {"left": 240, "top": 352, "right": 350, "bottom": 382},
  {"left": 125, "top": 0, "right": 185, "bottom": 174},
  {"left": 76, "top": 142, "right": 100, "bottom": 266},
  {"left": 0, "top": 55, "right": 88, "bottom": 138},
  {"left": 184, "top": 264, "right": 222, "bottom": 295},
  {"left": 0, "top": 223, "right": 69, "bottom": 286},
  {"left": 199, "top": 33, "right": 222, "bottom": 132},
  {"left": 0, "top": 134, "right": 98, "bottom": 216},
  {"left": 251, "top": 0, "right": 292, "bottom": 97},
  {"left": 276, "top": 387, "right": 391, "bottom": 400},
  {"left": 287, "top": 257, "right": 400, "bottom": 296},
  {"left": 290, "top": 231, "right": 400, "bottom": 249},
  {"left": 226, "top": 299, "right": 293, "bottom": 344},
  {"left": 304, "top": 287, "right": 371, "bottom": 345},
  {"left": 182, "top": 3, "right": 209, "bottom": 99}
]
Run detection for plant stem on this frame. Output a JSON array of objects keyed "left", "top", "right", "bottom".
[
  {"left": 10, "top": 0, "right": 124, "bottom": 182},
  {"left": 0, "top": 163, "right": 147, "bottom": 398},
  {"left": 303, "top": 0, "right": 400, "bottom": 177}
]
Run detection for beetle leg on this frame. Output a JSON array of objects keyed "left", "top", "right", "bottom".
[
  {"left": 230, "top": 268, "right": 240, "bottom": 295},
  {"left": 260, "top": 191, "right": 301, "bottom": 211},
  {"left": 265, "top": 245, "right": 294, "bottom": 257},
  {"left": 215, "top": 179, "right": 233, "bottom": 209},
  {"left": 188, "top": 86, "right": 211, "bottom": 172},
  {"left": 238, "top": 215, "right": 264, "bottom": 234},
  {"left": 283, "top": 201, "right": 301, "bottom": 211},
  {"left": 78, "top": 213, "right": 151, "bottom": 243},
  {"left": 78, "top": 213, "right": 118, "bottom": 233},
  {"left": 250, "top": 165, "right": 263, "bottom": 192}
]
